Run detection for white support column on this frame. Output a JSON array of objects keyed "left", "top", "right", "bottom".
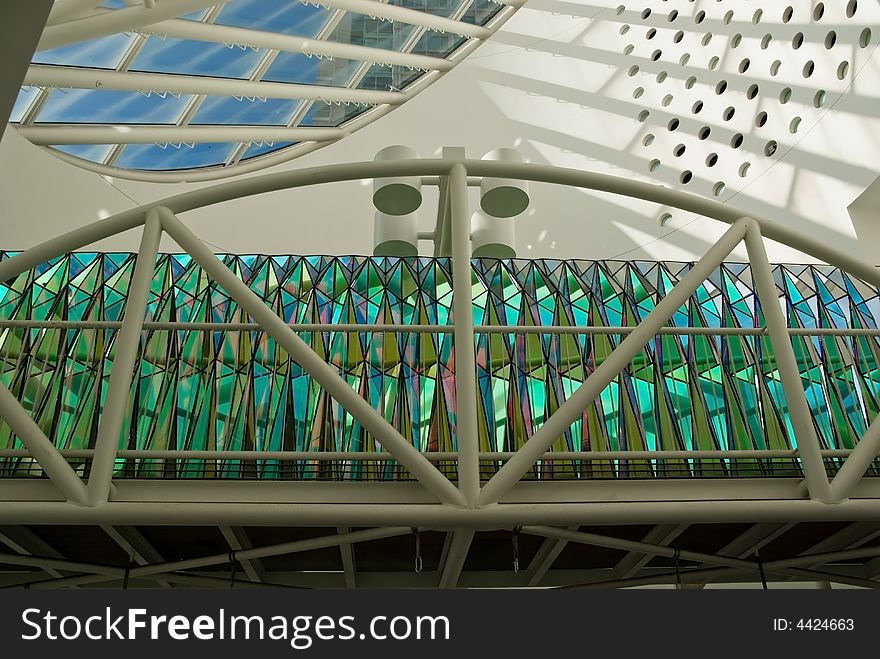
[
  {"left": 829, "top": 413, "right": 880, "bottom": 502},
  {"left": 744, "top": 222, "right": 834, "bottom": 502},
  {"left": 438, "top": 528, "right": 474, "bottom": 588},
  {"left": 449, "top": 164, "right": 480, "bottom": 507},
  {"left": 0, "top": 1, "right": 53, "bottom": 143},
  {"left": 478, "top": 218, "right": 751, "bottom": 506},
  {"left": 86, "top": 209, "right": 162, "bottom": 506},
  {"left": 0, "top": 384, "right": 87, "bottom": 505},
  {"left": 158, "top": 207, "right": 466, "bottom": 507}
]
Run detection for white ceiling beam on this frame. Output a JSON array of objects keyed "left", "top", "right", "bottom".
[
  {"left": 101, "top": 525, "right": 171, "bottom": 588},
  {"left": 24, "top": 65, "right": 404, "bottom": 104},
  {"left": 46, "top": 0, "right": 105, "bottom": 26},
  {"left": 18, "top": 124, "right": 345, "bottom": 145},
  {"left": 38, "top": 0, "right": 224, "bottom": 50},
  {"left": 151, "top": 19, "right": 454, "bottom": 71},
  {"left": 612, "top": 524, "right": 689, "bottom": 580},
  {"left": 0, "top": 527, "right": 64, "bottom": 579},
  {"left": 310, "top": 0, "right": 490, "bottom": 39}
]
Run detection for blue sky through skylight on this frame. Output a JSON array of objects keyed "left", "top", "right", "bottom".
[{"left": 13, "top": 0, "right": 505, "bottom": 174}]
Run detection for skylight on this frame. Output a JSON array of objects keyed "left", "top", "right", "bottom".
[{"left": 12, "top": 0, "right": 515, "bottom": 181}]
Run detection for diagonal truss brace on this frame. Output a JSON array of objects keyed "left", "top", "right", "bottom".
[
  {"left": 478, "top": 218, "right": 752, "bottom": 505},
  {"left": 157, "top": 207, "right": 466, "bottom": 506}
]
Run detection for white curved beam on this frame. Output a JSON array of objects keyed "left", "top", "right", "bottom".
[
  {"left": 151, "top": 19, "right": 454, "bottom": 71},
  {"left": 37, "top": 0, "right": 223, "bottom": 50},
  {"left": 24, "top": 65, "right": 404, "bottom": 104},
  {"left": 18, "top": 124, "right": 345, "bottom": 144},
  {"left": 3, "top": 158, "right": 880, "bottom": 293}
]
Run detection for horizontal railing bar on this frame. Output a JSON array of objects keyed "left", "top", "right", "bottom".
[
  {"left": 0, "top": 449, "right": 855, "bottom": 460},
  {"left": 1, "top": 320, "right": 879, "bottom": 336}
]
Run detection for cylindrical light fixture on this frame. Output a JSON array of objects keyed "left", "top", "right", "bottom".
[
  {"left": 471, "top": 210, "right": 516, "bottom": 258},
  {"left": 373, "top": 145, "right": 422, "bottom": 215},
  {"left": 373, "top": 211, "right": 418, "bottom": 257},
  {"left": 480, "top": 148, "right": 529, "bottom": 218}
]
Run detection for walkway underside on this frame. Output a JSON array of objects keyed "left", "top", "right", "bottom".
[{"left": 0, "top": 478, "right": 879, "bottom": 589}]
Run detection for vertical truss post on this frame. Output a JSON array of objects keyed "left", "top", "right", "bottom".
[
  {"left": 744, "top": 221, "right": 834, "bottom": 502},
  {"left": 158, "top": 207, "right": 466, "bottom": 506},
  {"left": 0, "top": 384, "right": 88, "bottom": 505},
  {"left": 478, "top": 218, "right": 750, "bottom": 505},
  {"left": 829, "top": 410, "right": 880, "bottom": 501},
  {"left": 449, "top": 163, "right": 480, "bottom": 507},
  {"left": 87, "top": 209, "right": 162, "bottom": 506}
]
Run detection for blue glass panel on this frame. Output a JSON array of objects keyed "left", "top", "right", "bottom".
[
  {"left": 391, "top": 0, "right": 462, "bottom": 17},
  {"left": 33, "top": 33, "right": 137, "bottom": 69},
  {"left": 115, "top": 142, "right": 237, "bottom": 170},
  {"left": 264, "top": 53, "right": 360, "bottom": 86},
  {"left": 99, "top": 1, "right": 127, "bottom": 8},
  {"left": 37, "top": 89, "right": 192, "bottom": 124},
  {"left": 329, "top": 14, "right": 416, "bottom": 51},
  {"left": 357, "top": 64, "right": 422, "bottom": 91},
  {"left": 9, "top": 87, "right": 40, "bottom": 123},
  {"left": 53, "top": 144, "right": 114, "bottom": 164},
  {"left": 215, "top": 0, "right": 330, "bottom": 37},
  {"left": 241, "top": 141, "right": 297, "bottom": 160},
  {"left": 461, "top": 0, "right": 504, "bottom": 25},
  {"left": 131, "top": 36, "right": 266, "bottom": 78},
  {"left": 411, "top": 30, "right": 466, "bottom": 58},
  {"left": 192, "top": 96, "right": 301, "bottom": 125},
  {"left": 299, "top": 102, "right": 368, "bottom": 128}
]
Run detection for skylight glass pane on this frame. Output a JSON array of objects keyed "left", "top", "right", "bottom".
[
  {"left": 264, "top": 54, "right": 360, "bottom": 86},
  {"left": 357, "top": 64, "right": 422, "bottom": 91},
  {"left": 9, "top": 87, "right": 41, "bottom": 123},
  {"left": 53, "top": 144, "right": 114, "bottom": 164},
  {"left": 240, "top": 140, "right": 297, "bottom": 160},
  {"left": 328, "top": 14, "right": 417, "bottom": 51},
  {"left": 99, "top": 1, "right": 208, "bottom": 19},
  {"left": 299, "top": 102, "right": 368, "bottom": 128},
  {"left": 191, "top": 97, "right": 301, "bottom": 126},
  {"left": 411, "top": 30, "right": 466, "bottom": 58},
  {"left": 36, "top": 89, "right": 193, "bottom": 124},
  {"left": 33, "top": 33, "right": 137, "bottom": 69},
  {"left": 131, "top": 37, "right": 267, "bottom": 79},
  {"left": 115, "top": 142, "right": 237, "bottom": 171},
  {"left": 215, "top": 0, "right": 330, "bottom": 37},
  {"left": 391, "top": 0, "right": 462, "bottom": 18},
  {"left": 461, "top": 0, "right": 504, "bottom": 25}
]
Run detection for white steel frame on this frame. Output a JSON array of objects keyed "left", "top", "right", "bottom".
[{"left": 1, "top": 155, "right": 879, "bottom": 587}]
